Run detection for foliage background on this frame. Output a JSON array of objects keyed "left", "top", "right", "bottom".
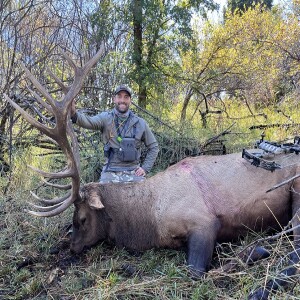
[{"left": 1, "top": 0, "right": 300, "bottom": 299}]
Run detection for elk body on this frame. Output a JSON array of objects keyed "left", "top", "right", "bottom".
[
  {"left": 5, "top": 50, "right": 300, "bottom": 300},
  {"left": 71, "top": 152, "right": 300, "bottom": 272}
]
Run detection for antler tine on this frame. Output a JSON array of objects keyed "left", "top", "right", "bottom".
[
  {"left": 28, "top": 45, "right": 104, "bottom": 217},
  {"left": 26, "top": 196, "right": 74, "bottom": 216},
  {"left": 30, "top": 191, "right": 71, "bottom": 205},
  {"left": 20, "top": 62, "right": 56, "bottom": 108},
  {"left": 59, "top": 44, "right": 105, "bottom": 77},
  {"left": 29, "top": 188, "right": 80, "bottom": 217},
  {"left": 60, "top": 43, "right": 105, "bottom": 107},
  {"left": 27, "top": 201, "right": 66, "bottom": 211},
  {"left": 28, "top": 165, "right": 73, "bottom": 179},
  {"left": 41, "top": 136, "right": 59, "bottom": 146},
  {"left": 82, "top": 42, "right": 105, "bottom": 75},
  {"left": 19, "top": 47, "right": 105, "bottom": 217},
  {"left": 40, "top": 178, "right": 71, "bottom": 190},
  {"left": 26, "top": 85, "right": 53, "bottom": 114},
  {"left": 4, "top": 94, "right": 55, "bottom": 138},
  {"left": 46, "top": 66, "right": 69, "bottom": 94}
]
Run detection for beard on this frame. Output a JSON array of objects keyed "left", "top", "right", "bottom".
[{"left": 115, "top": 102, "right": 129, "bottom": 113}]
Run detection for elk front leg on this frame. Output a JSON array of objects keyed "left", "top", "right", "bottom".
[{"left": 187, "top": 229, "right": 216, "bottom": 277}]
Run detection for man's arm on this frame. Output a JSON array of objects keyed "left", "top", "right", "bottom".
[
  {"left": 141, "top": 123, "right": 159, "bottom": 173},
  {"left": 70, "top": 100, "right": 104, "bottom": 130}
]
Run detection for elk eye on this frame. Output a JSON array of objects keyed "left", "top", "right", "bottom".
[{"left": 81, "top": 217, "right": 86, "bottom": 226}]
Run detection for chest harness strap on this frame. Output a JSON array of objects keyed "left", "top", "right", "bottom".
[{"left": 105, "top": 112, "right": 136, "bottom": 171}]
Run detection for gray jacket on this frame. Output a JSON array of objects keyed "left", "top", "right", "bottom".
[{"left": 74, "top": 109, "right": 159, "bottom": 173}]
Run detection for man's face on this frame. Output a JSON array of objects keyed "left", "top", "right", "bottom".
[{"left": 114, "top": 91, "right": 131, "bottom": 113}]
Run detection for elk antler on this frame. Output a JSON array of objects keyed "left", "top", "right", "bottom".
[{"left": 4, "top": 44, "right": 105, "bottom": 217}]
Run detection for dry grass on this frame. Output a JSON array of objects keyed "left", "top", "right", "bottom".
[
  {"left": 1, "top": 100, "right": 300, "bottom": 299},
  {"left": 1, "top": 186, "right": 299, "bottom": 300}
]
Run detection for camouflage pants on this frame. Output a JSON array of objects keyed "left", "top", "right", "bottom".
[{"left": 100, "top": 170, "right": 145, "bottom": 184}]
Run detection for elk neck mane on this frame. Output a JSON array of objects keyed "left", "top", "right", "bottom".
[{"left": 98, "top": 182, "right": 160, "bottom": 251}]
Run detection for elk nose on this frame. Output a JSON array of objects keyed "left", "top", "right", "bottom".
[{"left": 70, "top": 242, "right": 84, "bottom": 254}]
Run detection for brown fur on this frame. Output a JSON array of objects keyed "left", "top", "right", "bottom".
[
  {"left": 99, "top": 183, "right": 159, "bottom": 250},
  {"left": 70, "top": 151, "right": 300, "bottom": 289}
]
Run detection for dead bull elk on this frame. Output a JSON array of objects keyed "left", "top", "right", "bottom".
[{"left": 5, "top": 51, "right": 300, "bottom": 300}]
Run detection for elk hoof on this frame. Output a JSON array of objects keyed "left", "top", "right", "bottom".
[
  {"left": 246, "top": 246, "right": 270, "bottom": 265},
  {"left": 188, "top": 267, "right": 206, "bottom": 279}
]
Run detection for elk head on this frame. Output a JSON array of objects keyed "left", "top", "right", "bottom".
[
  {"left": 70, "top": 182, "right": 111, "bottom": 254},
  {"left": 4, "top": 46, "right": 104, "bottom": 217}
]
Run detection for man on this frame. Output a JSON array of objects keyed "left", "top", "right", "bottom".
[{"left": 71, "top": 84, "right": 159, "bottom": 183}]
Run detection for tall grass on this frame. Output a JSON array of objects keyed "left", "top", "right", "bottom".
[{"left": 1, "top": 99, "right": 300, "bottom": 299}]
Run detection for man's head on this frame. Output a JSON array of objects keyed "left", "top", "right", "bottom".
[{"left": 113, "top": 85, "right": 132, "bottom": 113}]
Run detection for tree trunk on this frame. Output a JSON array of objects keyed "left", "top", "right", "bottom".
[
  {"left": 180, "top": 87, "right": 194, "bottom": 123},
  {"left": 132, "top": 0, "right": 147, "bottom": 108},
  {"left": 0, "top": 103, "right": 10, "bottom": 173}
]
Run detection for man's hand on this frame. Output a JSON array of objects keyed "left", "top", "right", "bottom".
[{"left": 135, "top": 167, "right": 146, "bottom": 177}]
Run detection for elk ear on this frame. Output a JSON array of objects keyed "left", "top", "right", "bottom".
[
  {"left": 87, "top": 191, "right": 104, "bottom": 210},
  {"left": 79, "top": 184, "right": 104, "bottom": 210}
]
